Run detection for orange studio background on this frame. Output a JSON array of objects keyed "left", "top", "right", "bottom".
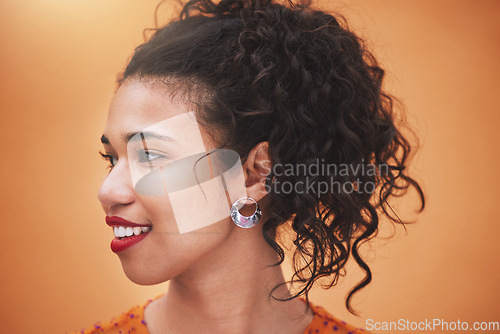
[{"left": 1, "top": 1, "right": 499, "bottom": 333}]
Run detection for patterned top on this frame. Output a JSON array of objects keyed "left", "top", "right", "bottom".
[{"left": 70, "top": 296, "right": 367, "bottom": 334}]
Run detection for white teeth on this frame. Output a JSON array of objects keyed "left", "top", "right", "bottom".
[
  {"left": 125, "top": 227, "right": 133, "bottom": 237},
  {"left": 117, "top": 226, "right": 126, "bottom": 237},
  {"left": 113, "top": 225, "right": 151, "bottom": 238}
]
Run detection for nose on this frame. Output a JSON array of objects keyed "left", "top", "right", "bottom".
[{"left": 97, "top": 162, "right": 135, "bottom": 211}]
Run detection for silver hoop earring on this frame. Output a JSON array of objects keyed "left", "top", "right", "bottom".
[{"left": 230, "top": 197, "right": 262, "bottom": 228}]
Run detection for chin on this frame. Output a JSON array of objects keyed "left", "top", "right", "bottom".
[
  {"left": 122, "top": 266, "right": 172, "bottom": 285},
  {"left": 119, "top": 258, "right": 175, "bottom": 286},
  {"left": 123, "top": 268, "right": 154, "bottom": 285}
]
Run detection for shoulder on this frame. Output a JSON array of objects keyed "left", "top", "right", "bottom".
[
  {"left": 68, "top": 297, "right": 160, "bottom": 334},
  {"left": 301, "top": 299, "right": 370, "bottom": 334}
]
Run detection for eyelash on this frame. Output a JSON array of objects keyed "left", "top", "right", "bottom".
[{"left": 99, "top": 151, "right": 117, "bottom": 170}]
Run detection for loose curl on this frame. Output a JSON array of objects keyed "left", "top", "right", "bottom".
[{"left": 121, "top": 0, "right": 425, "bottom": 314}]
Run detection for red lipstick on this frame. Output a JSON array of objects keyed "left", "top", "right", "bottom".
[
  {"left": 106, "top": 216, "right": 151, "bottom": 227},
  {"left": 106, "top": 216, "right": 152, "bottom": 253}
]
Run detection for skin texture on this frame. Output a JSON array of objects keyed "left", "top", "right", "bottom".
[{"left": 97, "top": 78, "right": 315, "bottom": 334}]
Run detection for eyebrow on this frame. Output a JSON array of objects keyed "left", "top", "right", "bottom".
[{"left": 100, "top": 131, "right": 176, "bottom": 145}]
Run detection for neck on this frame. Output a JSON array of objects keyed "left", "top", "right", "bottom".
[{"left": 145, "top": 226, "right": 314, "bottom": 334}]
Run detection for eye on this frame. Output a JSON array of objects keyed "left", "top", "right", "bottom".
[
  {"left": 99, "top": 151, "right": 118, "bottom": 169},
  {"left": 136, "top": 150, "right": 167, "bottom": 164}
]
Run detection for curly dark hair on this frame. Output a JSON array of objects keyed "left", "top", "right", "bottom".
[{"left": 120, "top": 0, "right": 425, "bottom": 315}]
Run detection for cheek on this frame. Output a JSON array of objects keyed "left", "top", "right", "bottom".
[
  {"left": 122, "top": 219, "right": 233, "bottom": 285},
  {"left": 141, "top": 194, "right": 179, "bottom": 234},
  {"left": 122, "top": 195, "right": 234, "bottom": 285}
]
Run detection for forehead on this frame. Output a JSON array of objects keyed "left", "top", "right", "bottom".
[{"left": 106, "top": 78, "right": 193, "bottom": 131}]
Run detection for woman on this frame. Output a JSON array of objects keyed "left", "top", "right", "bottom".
[{"left": 77, "top": 0, "right": 425, "bottom": 332}]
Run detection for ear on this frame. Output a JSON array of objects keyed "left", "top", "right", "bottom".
[{"left": 243, "top": 141, "right": 272, "bottom": 202}]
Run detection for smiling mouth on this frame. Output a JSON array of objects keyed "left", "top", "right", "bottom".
[{"left": 113, "top": 226, "right": 152, "bottom": 240}]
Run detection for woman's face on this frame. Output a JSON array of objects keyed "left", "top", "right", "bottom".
[{"left": 97, "top": 78, "right": 236, "bottom": 285}]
